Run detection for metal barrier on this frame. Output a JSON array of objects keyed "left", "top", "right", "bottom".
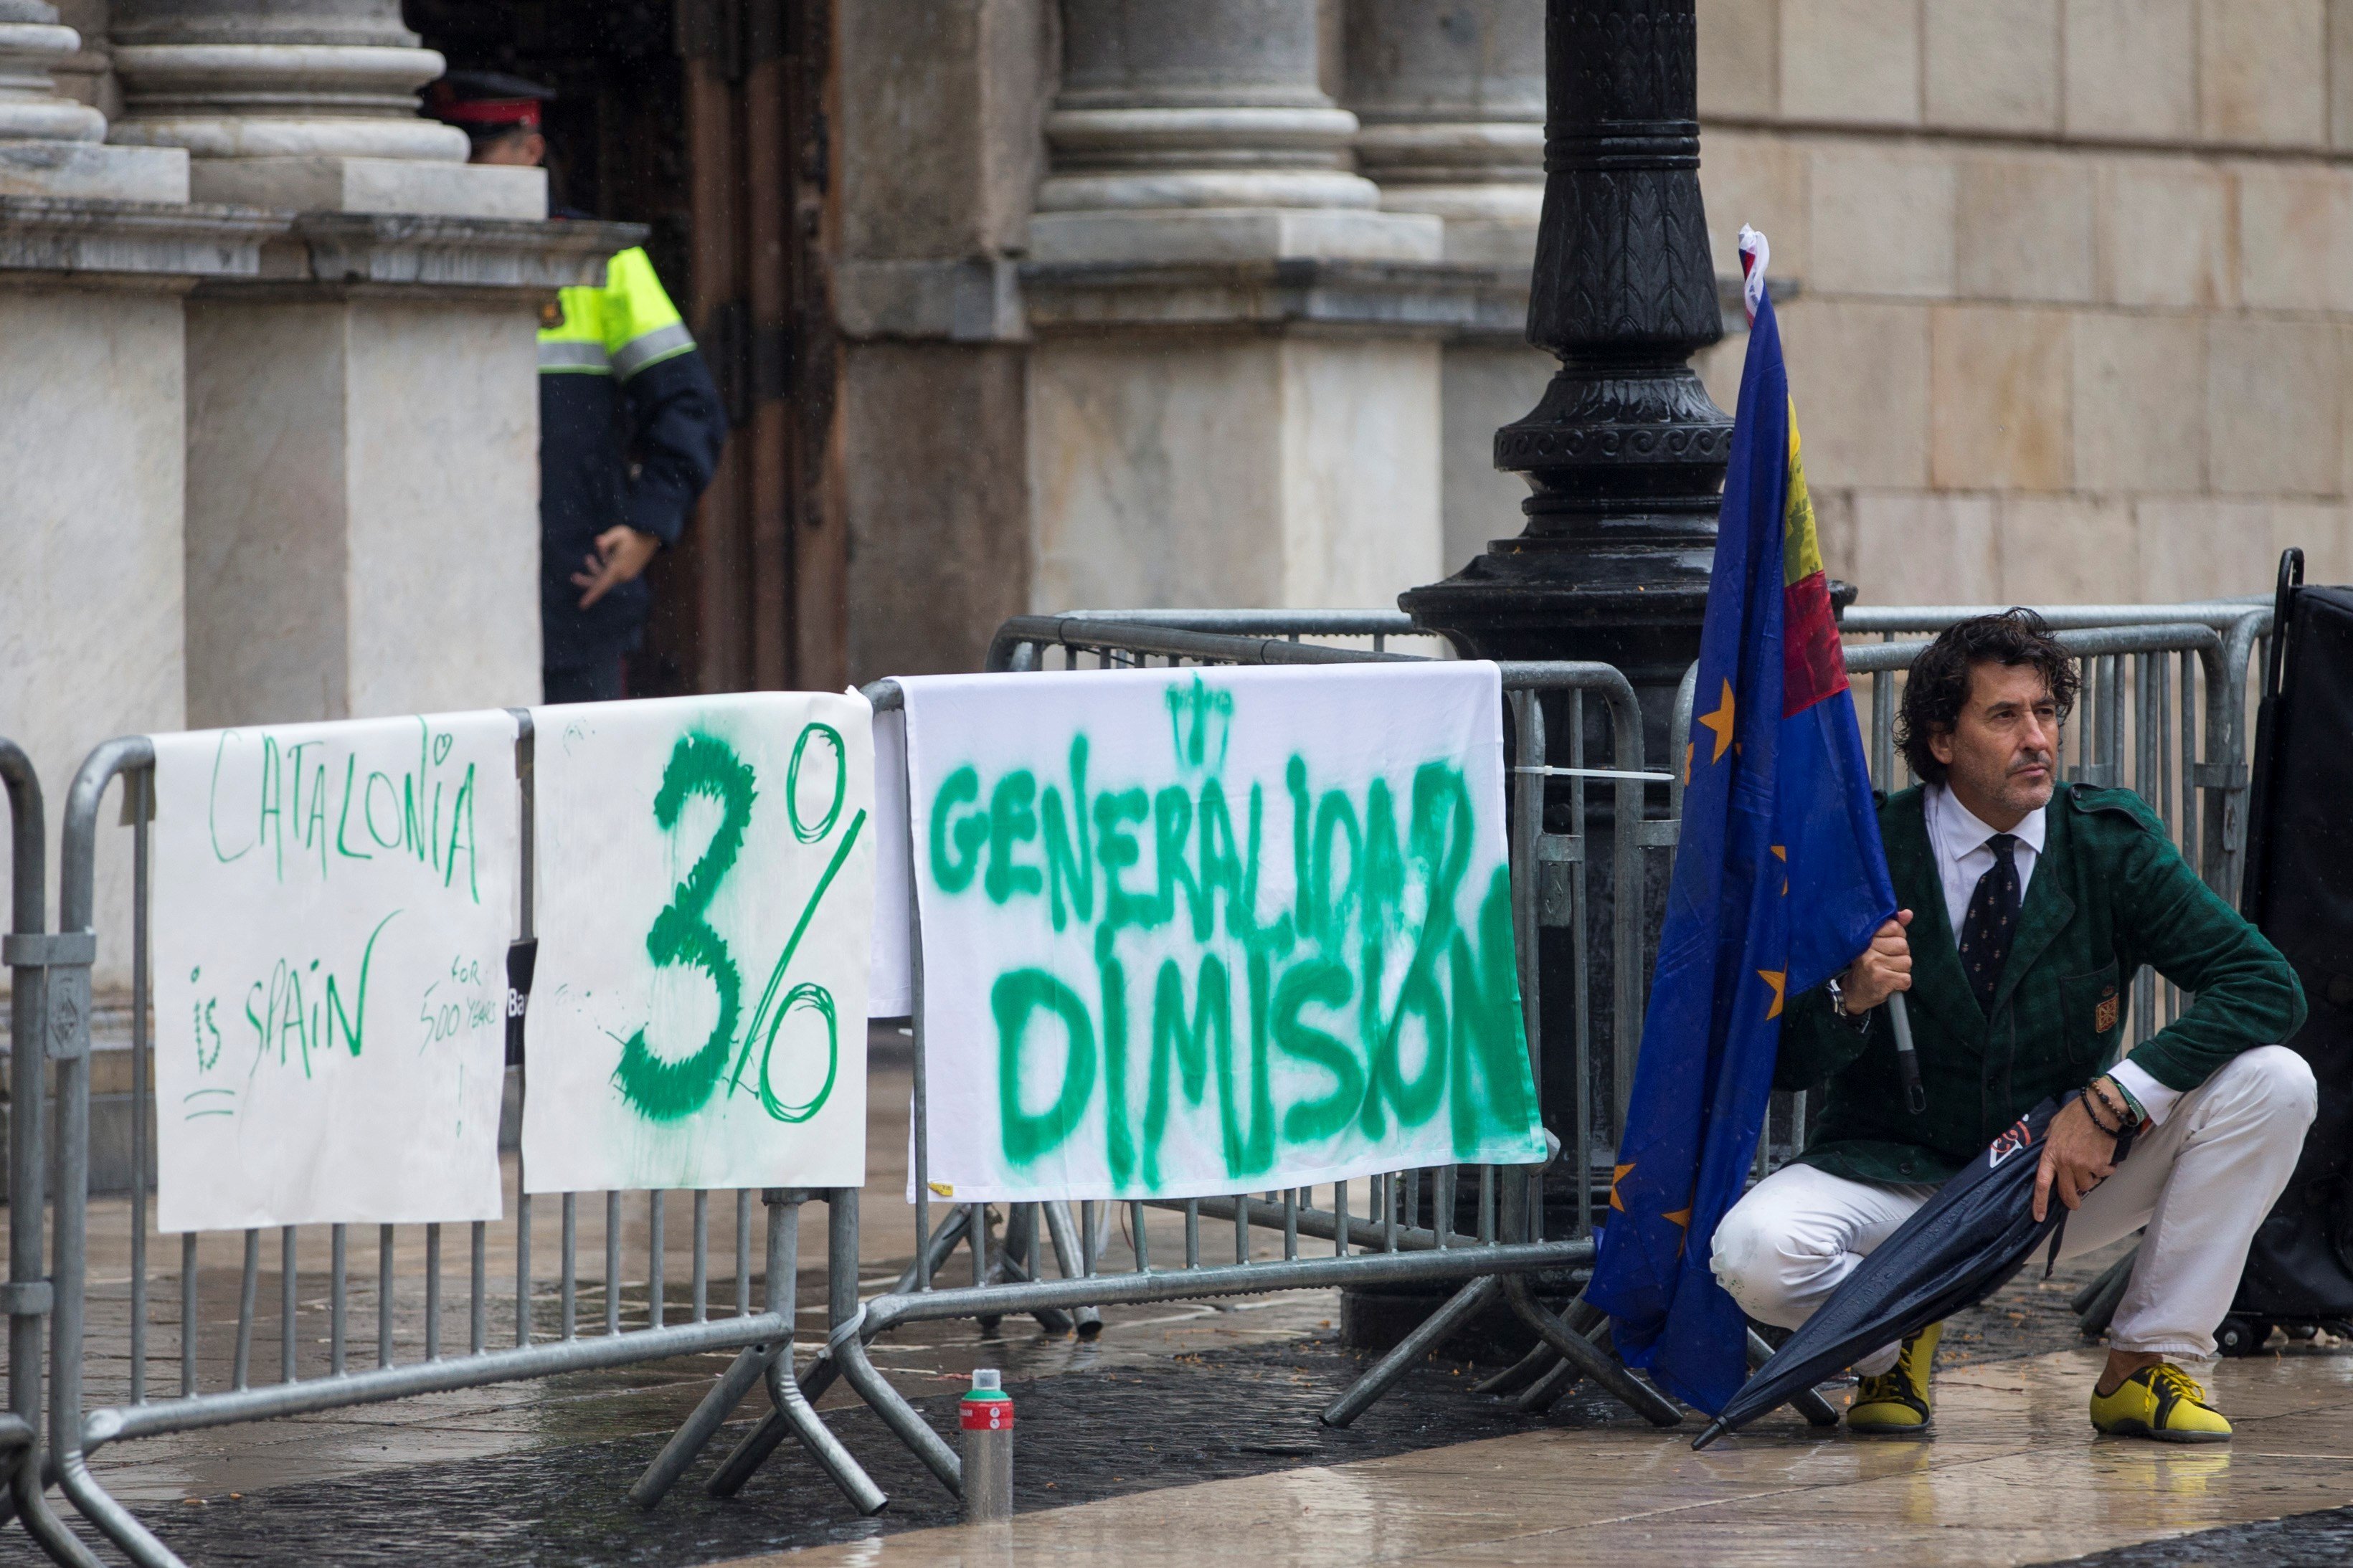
[
  {"left": 30, "top": 723, "right": 884, "bottom": 1568},
  {"left": 687, "top": 613, "right": 1704, "bottom": 1504},
  {"left": 28, "top": 600, "right": 2255, "bottom": 1547},
  {"left": 1, "top": 738, "right": 106, "bottom": 1566}
]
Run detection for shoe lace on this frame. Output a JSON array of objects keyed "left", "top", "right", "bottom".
[
  {"left": 2146, "top": 1364, "right": 2207, "bottom": 1406},
  {"left": 1855, "top": 1369, "right": 1905, "bottom": 1404},
  {"left": 1857, "top": 1334, "right": 1930, "bottom": 1405}
]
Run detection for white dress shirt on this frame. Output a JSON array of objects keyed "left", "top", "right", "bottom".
[{"left": 1921, "top": 784, "right": 2178, "bottom": 1125}]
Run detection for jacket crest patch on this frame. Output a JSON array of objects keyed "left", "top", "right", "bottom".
[{"left": 2094, "top": 987, "right": 2120, "bottom": 1035}]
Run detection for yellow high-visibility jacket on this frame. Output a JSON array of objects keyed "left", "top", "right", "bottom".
[{"left": 536, "top": 244, "right": 725, "bottom": 670}]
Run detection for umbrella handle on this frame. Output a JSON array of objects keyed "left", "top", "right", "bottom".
[{"left": 1889, "top": 993, "right": 1926, "bottom": 1114}]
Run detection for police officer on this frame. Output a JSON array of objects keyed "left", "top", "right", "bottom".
[{"left": 426, "top": 72, "right": 727, "bottom": 703}]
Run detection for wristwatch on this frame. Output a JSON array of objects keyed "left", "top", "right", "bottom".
[{"left": 1824, "top": 977, "right": 1872, "bottom": 1033}]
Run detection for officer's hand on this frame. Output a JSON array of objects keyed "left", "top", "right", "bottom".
[
  {"left": 574, "top": 526, "right": 662, "bottom": 609},
  {"left": 1841, "top": 909, "right": 1913, "bottom": 1012},
  {"left": 2032, "top": 1096, "right": 2118, "bottom": 1222}
]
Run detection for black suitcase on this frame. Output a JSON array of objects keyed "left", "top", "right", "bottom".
[{"left": 2223, "top": 550, "right": 2353, "bottom": 1349}]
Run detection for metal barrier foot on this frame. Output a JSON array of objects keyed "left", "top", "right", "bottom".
[
  {"left": 657, "top": 1191, "right": 884, "bottom": 1511},
  {"left": 998, "top": 1208, "right": 1074, "bottom": 1337},
  {"left": 56, "top": 1449, "right": 179, "bottom": 1568},
  {"left": 1501, "top": 1279, "right": 1682, "bottom": 1427},
  {"left": 1746, "top": 1329, "right": 1837, "bottom": 1428},
  {"left": 1512, "top": 1352, "right": 1583, "bottom": 1414},
  {"left": 762, "top": 1348, "right": 886, "bottom": 1515},
  {"left": 832, "top": 1323, "right": 962, "bottom": 1498},
  {"left": 7, "top": 1433, "right": 101, "bottom": 1568},
  {"left": 706, "top": 1406, "right": 794, "bottom": 1499},
  {"left": 630, "top": 1341, "right": 780, "bottom": 1508},
  {"left": 1472, "top": 1340, "right": 1559, "bottom": 1399},
  {"left": 1321, "top": 1275, "right": 1502, "bottom": 1429},
  {"left": 1039, "top": 1203, "right": 1103, "bottom": 1339},
  {"left": 702, "top": 1348, "right": 889, "bottom": 1513},
  {"left": 886, "top": 1208, "right": 974, "bottom": 1298}
]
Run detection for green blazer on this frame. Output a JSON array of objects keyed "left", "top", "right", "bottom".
[{"left": 1777, "top": 784, "right": 2306, "bottom": 1185}]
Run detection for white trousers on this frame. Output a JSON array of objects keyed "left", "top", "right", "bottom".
[{"left": 1710, "top": 1046, "right": 2317, "bottom": 1372}]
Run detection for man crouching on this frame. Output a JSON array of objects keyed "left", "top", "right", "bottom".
[{"left": 1710, "top": 609, "right": 2311, "bottom": 1442}]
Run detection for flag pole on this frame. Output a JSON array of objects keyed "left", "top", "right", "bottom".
[{"left": 1889, "top": 993, "right": 1926, "bottom": 1114}]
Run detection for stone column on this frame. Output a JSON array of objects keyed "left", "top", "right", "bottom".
[
  {"left": 0, "top": 0, "right": 181, "bottom": 195},
  {"left": 0, "top": 1, "right": 214, "bottom": 1017},
  {"left": 1026, "top": 0, "right": 1457, "bottom": 614},
  {"left": 1033, "top": 0, "right": 1434, "bottom": 262},
  {"left": 105, "top": 0, "right": 542, "bottom": 218},
  {"left": 179, "top": 215, "right": 635, "bottom": 728},
  {"left": 1343, "top": 0, "right": 1551, "bottom": 573},
  {"left": 1345, "top": 0, "right": 1542, "bottom": 258},
  {"left": 90, "top": 2, "right": 597, "bottom": 729}
]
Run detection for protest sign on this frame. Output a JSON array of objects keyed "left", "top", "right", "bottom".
[
  {"left": 900, "top": 662, "right": 1544, "bottom": 1202},
  {"left": 522, "top": 693, "right": 873, "bottom": 1192},
  {"left": 151, "top": 712, "right": 519, "bottom": 1232}
]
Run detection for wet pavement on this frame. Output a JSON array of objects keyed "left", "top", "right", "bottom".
[
  {"left": 7, "top": 1030, "right": 2350, "bottom": 1565},
  {"left": 704, "top": 1344, "right": 2353, "bottom": 1568},
  {"left": 2, "top": 1227, "right": 2226, "bottom": 1566}
]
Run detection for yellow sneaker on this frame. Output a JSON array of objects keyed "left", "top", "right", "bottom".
[
  {"left": 1847, "top": 1321, "right": 1941, "bottom": 1435},
  {"left": 2090, "top": 1364, "right": 2232, "bottom": 1444}
]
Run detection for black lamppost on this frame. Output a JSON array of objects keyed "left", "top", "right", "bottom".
[
  {"left": 1398, "top": 0, "right": 1728, "bottom": 1236},
  {"left": 1401, "top": 0, "right": 1728, "bottom": 700}
]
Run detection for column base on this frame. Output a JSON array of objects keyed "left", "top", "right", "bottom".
[
  {"left": 0, "top": 139, "right": 186, "bottom": 201},
  {"left": 1030, "top": 328, "right": 1443, "bottom": 612},
  {"left": 1029, "top": 205, "right": 1442, "bottom": 265},
  {"left": 1427, "top": 214, "right": 1540, "bottom": 268},
  {"left": 189, "top": 156, "right": 546, "bottom": 220}
]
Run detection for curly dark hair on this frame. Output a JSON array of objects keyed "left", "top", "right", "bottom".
[{"left": 1895, "top": 609, "right": 2079, "bottom": 785}]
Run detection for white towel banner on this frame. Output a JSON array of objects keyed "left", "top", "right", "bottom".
[
  {"left": 895, "top": 661, "right": 1545, "bottom": 1203},
  {"left": 521, "top": 692, "right": 874, "bottom": 1193},
  {"left": 150, "top": 712, "right": 519, "bottom": 1232}
]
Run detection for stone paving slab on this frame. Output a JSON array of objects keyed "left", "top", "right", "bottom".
[
  {"left": 711, "top": 1349, "right": 2353, "bottom": 1568},
  {"left": 0, "top": 1338, "right": 1658, "bottom": 1564}
]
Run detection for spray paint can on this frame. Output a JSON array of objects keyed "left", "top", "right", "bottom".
[{"left": 960, "top": 1367, "right": 1014, "bottom": 1522}]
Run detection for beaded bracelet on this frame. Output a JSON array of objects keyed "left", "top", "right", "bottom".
[{"left": 2087, "top": 1075, "right": 2136, "bottom": 1133}]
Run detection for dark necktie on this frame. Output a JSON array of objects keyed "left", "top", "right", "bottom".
[{"left": 1958, "top": 832, "right": 2022, "bottom": 1013}]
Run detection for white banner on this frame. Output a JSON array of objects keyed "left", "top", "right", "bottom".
[
  {"left": 901, "top": 662, "right": 1545, "bottom": 1203},
  {"left": 151, "top": 713, "right": 519, "bottom": 1232},
  {"left": 521, "top": 693, "right": 874, "bottom": 1192}
]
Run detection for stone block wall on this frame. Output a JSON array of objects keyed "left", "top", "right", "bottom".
[{"left": 1692, "top": 0, "right": 2353, "bottom": 604}]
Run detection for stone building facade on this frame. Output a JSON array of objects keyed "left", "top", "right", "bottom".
[
  {"left": 1689, "top": 0, "right": 2353, "bottom": 604},
  {"left": 1, "top": 0, "right": 620, "bottom": 994},
  {"left": 16, "top": 0, "right": 2353, "bottom": 766},
  {"left": 828, "top": 0, "right": 2353, "bottom": 688}
]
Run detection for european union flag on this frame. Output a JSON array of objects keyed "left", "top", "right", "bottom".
[{"left": 1583, "top": 228, "right": 1897, "bottom": 1415}]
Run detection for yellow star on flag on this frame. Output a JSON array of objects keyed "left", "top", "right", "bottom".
[
  {"left": 1698, "top": 679, "right": 1736, "bottom": 764},
  {"left": 1608, "top": 1161, "right": 1635, "bottom": 1213},
  {"left": 1663, "top": 1207, "right": 1692, "bottom": 1230},
  {"left": 1772, "top": 844, "right": 1788, "bottom": 895},
  {"left": 1757, "top": 968, "right": 1787, "bottom": 1020}
]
